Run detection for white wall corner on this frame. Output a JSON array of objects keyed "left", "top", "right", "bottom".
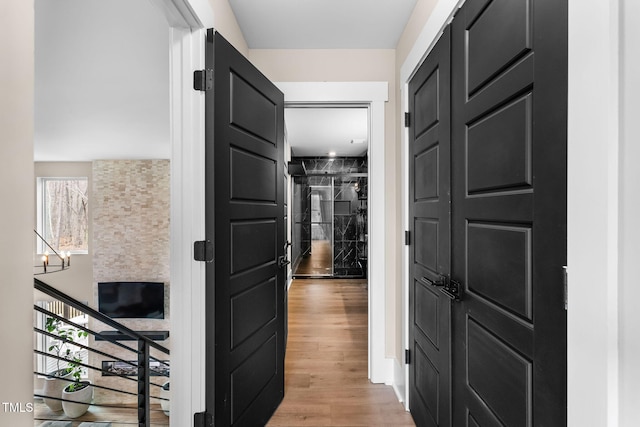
[{"left": 400, "top": 0, "right": 465, "bottom": 85}]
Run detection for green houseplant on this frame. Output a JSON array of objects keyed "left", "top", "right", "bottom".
[
  {"left": 61, "top": 377, "right": 93, "bottom": 418},
  {"left": 42, "top": 316, "right": 88, "bottom": 412},
  {"left": 61, "top": 344, "right": 93, "bottom": 418}
]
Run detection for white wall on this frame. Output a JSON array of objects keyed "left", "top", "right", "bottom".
[
  {"left": 0, "top": 1, "right": 35, "bottom": 425},
  {"left": 210, "top": 0, "right": 249, "bottom": 56},
  {"left": 34, "top": 0, "right": 170, "bottom": 161}
]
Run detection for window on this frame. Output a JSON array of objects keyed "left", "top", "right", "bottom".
[
  {"left": 35, "top": 301, "right": 89, "bottom": 378},
  {"left": 37, "top": 177, "right": 88, "bottom": 254}
]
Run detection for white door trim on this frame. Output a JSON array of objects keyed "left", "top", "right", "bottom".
[
  {"left": 167, "top": 26, "right": 207, "bottom": 427},
  {"left": 275, "top": 82, "right": 391, "bottom": 384},
  {"left": 154, "top": 1, "right": 212, "bottom": 426},
  {"left": 567, "top": 1, "right": 621, "bottom": 425},
  {"left": 150, "top": 0, "right": 214, "bottom": 28}
]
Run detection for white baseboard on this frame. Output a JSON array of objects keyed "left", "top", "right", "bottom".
[{"left": 392, "top": 357, "right": 407, "bottom": 404}]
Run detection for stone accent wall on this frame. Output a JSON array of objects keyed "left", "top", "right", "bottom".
[{"left": 90, "top": 159, "right": 170, "bottom": 404}]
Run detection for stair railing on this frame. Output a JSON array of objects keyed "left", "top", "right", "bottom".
[{"left": 33, "top": 278, "right": 170, "bottom": 427}]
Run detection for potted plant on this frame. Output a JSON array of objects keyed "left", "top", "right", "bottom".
[
  {"left": 61, "top": 354, "right": 93, "bottom": 418},
  {"left": 42, "top": 317, "right": 87, "bottom": 412}
]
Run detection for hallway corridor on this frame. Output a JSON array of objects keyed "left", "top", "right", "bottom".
[{"left": 267, "top": 279, "right": 414, "bottom": 426}]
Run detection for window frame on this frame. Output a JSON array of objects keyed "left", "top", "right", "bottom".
[{"left": 36, "top": 176, "right": 89, "bottom": 255}]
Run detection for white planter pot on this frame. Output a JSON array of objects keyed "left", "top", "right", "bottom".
[
  {"left": 61, "top": 381, "right": 93, "bottom": 418},
  {"left": 160, "top": 381, "right": 170, "bottom": 416},
  {"left": 43, "top": 369, "right": 73, "bottom": 412}
]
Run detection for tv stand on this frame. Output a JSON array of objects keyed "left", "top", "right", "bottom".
[{"left": 95, "top": 330, "right": 169, "bottom": 341}]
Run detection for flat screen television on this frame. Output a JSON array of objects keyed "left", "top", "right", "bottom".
[{"left": 98, "top": 281, "right": 165, "bottom": 319}]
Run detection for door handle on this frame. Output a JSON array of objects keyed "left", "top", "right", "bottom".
[
  {"left": 278, "top": 255, "right": 291, "bottom": 268},
  {"left": 440, "top": 279, "right": 463, "bottom": 301},
  {"left": 420, "top": 276, "right": 445, "bottom": 287}
]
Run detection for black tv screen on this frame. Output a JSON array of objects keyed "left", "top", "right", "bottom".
[{"left": 98, "top": 282, "right": 165, "bottom": 319}]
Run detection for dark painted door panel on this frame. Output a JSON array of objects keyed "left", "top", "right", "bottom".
[
  {"left": 205, "top": 30, "right": 286, "bottom": 427},
  {"left": 408, "top": 0, "right": 567, "bottom": 425},
  {"left": 451, "top": 0, "right": 567, "bottom": 425},
  {"left": 408, "top": 26, "right": 452, "bottom": 427}
]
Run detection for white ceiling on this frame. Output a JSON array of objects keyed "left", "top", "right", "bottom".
[
  {"left": 286, "top": 107, "right": 368, "bottom": 157},
  {"left": 230, "top": 0, "right": 418, "bottom": 49}
]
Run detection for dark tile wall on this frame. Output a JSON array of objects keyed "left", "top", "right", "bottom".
[
  {"left": 333, "top": 176, "right": 367, "bottom": 277},
  {"left": 299, "top": 157, "right": 368, "bottom": 174},
  {"left": 292, "top": 157, "right": 368, "bottom": 278},
  {"left": 292, "top": 177, "right": 311, "bottom": 272}
]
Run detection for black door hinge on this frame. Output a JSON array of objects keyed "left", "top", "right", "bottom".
[
  {"left": 405, "top": 349, "right": 411, "bottom": 365},
  {"left": 404, "top": 230, "right": 410, "bottom": 246},
  {"left": 563, "top": 266, "right": 568, "bottom": 310},
  {"left": 194, "top": 69, "right": 213, "bottom": 91},
  {"left": 194, "top": 240, "right": 214, "bottom": 263},
  {"left": 404, "top": 112, "right": 411, "bottom": 128},
  {"left": 194, "top": 411, "right": 214, "bottom": 427}
]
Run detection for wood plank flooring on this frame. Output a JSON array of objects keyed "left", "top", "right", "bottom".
[
  {"left": 295, "top": 240, "right": 333, "bottom": 276},
  {"left": 267, "top": 279, "right": 415, "bottom": 426}
]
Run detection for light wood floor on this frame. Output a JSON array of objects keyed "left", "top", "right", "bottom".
[
  {"left": 295, "top": 240, "right": 333, "bottom": 276},
  {"left": 267, "top": 279, "right": 415, "bottom": 427},
  {"left": 33, "top": 402, "right": 168, "bottom": 426}
]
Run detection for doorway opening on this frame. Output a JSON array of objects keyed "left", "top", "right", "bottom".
[
  {"left": 33, "top": 0, "right": 174, "bottom": 424},
  {"left": 277, "top": 81, "right": 388, "bottom": 384},
  {"left": 286, "top": 106, "right": 369, "bottom": 280}
]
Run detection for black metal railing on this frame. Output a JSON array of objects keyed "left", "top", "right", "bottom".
[{"left": 34, "top": 278, "right": 170, "bottom": 427}]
